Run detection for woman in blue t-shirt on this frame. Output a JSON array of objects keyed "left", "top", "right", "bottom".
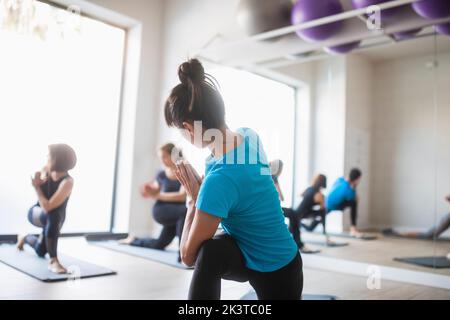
[{"left": 164, "top": 59, "right": 303, "bottom": 300}]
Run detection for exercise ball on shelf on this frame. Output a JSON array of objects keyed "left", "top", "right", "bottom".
[
  {"left": 324, "top": 41, "right": 361, "bottom": 54},
  {"left": 351, "top": 0, "right": 401, "bottom": 21},
  {"left": 412, "top": 0, "right": 450, "bottom": 19},
  {"left": 435, "top": 23, "right": 450, "bottom": 36},
  {"left": 236, "top": 0, "right": 293, "bottom": 40},
  {"left": 291, "top": 0, "right": 344, "bottom": 43},
  {"left": 392, "top": 28, "right": 422, "bottom": 40}
]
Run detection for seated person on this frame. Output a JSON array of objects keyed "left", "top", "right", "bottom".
[
  {"left": 326, "top": 168, "right": 363, "bottom": 238},
  {"left": 283, "top": 174, "right": 328, "bottom": 253},
  {"left": 120, "top": 143, "right": 187, "bottom": 261},
  {"left": 17, "top": 144, "right": 77, "bottom": 274},
  {"left": 384, "top": 195, "right": 450, "bottom": 241}
]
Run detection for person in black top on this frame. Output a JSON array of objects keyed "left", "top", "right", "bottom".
[
  {"left": 121, "top": 143, "right": 187, "bottom": 260},
  {"left": 17, "top": 144, "right": 77, "bottom": 274},
  {"left": 281, "top": 174, "right": 327, "bottom": 253}
]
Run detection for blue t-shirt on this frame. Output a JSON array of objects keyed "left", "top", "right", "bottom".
[
  {"left": 326, "top": 177, "right": 356, "bottom": 211},
  {"left": 196, "top": 128, "right": 298, "bottom": 272}
]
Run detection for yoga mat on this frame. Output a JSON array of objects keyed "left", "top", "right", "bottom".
[
  {"left": 300, "top": 247, "right": 321, "bottom": 254},
  {"left": 382, "top": 229, "right": 450, "bottom": 243},
  {"left": 88, "top": 240, "right": 192, "bottom": 270},
  {"left": 304, "top": 240, "right": 349, "bottom": 248},
  {"left": 326, "top": 232, "right": 377, "bottom": 241},
  {"left": 0, "top": 244, "right": 116, "bottom": 282},
  {"left": 394, "top": 256, "right": 450, "bottom": 269},
  {"left": 241, "top": 290, "right": 338, "bottom": 300},
  {"left": 0, "top": 235, "right": 17, "bottom": 244}
]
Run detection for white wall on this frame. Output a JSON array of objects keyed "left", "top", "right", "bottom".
[
  {"left": 87, "top": 0, "right": 165, "bottom": 236},
  {"left": 158, "top": 0, "right": 242, "bottom": 145},
  {"left": 344, "top": 54, "right": 373, "bottom": 229},
  {"left": 370, "top": 51, "right": 450, "bottom": 231},
  {"left": 275, "top": 58, "right": 347, "bottom": 232},
  {"left": 312, "top": 58, "right": 347, "bottom": 195},
  {"left": 274, "top": 62, "right": 315, "bottom": 207}
]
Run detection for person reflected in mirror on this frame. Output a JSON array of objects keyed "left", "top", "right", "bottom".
[
  {"left": 280, "top": 174, "right": 328, "bottom": 254},
  {"left": 384, "top": 195, "right": 450, "bottom": 241},
  {"left": 326, "top": 168, "right": 363, "bottom": 238}
]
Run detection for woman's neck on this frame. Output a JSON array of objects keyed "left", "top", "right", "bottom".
[{"left": 208, "top": 127, "right": 243, "bottom": 159}]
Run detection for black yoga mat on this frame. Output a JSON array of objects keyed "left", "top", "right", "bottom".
[
  {"left": 326, "top": 232, "right": 377, "bottom": 241},
  {"left": 0, "top": 244, "right": 116, "bottom": 282},
  {"left": 382, "top": 229, "right": 450, "bottom": 243},
  {"left": 394, "top": 256, "right": 450, "bottom": 269},
  {"left": 241, "top": 290, "right": 338, "bottom": 301},
  {"left": 88, "top": 240, "right": 192, "bottom": 270},
  {"left": 304, "top": 240, "right": 349, "bottom": 248},
  {"left": 0, "top": 235, "right": 17, "bottom": 244}
]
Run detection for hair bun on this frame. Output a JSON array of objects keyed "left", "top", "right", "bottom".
[{"left": 178, "top": 59, "right": 205, "bottom": 85}]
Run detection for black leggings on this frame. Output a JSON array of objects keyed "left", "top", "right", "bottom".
[
  {"left": 283, "top": 207, "right": 326, "bottom": 249},
  {"left": 25, "top": 205, "right": 65, "bottom": 258},
  {"left": 336, "top": 200, "right": 358, "bottom": 227},
  {"left": 131, "top": 202, "right": 186, "bottom": 250},
  {"left": 418, "top": 212, "right": 450, "bottom": 239},
  {"left": 188, "top": 234, "right": 303, "bottom": 300}
]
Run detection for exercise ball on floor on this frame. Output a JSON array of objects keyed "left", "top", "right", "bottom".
[
  {"left": 324, "top": 41, "right": 361, "bottom": 54},
  {"left": 236, "top": 0, "right": 293, "bottom": 40},
  {"left": 392, "top": 28, "right": 422, "bottom": 40},
  {"left": 435, "top": 23, "right": 450, "bottom": 36},
  {"left": 412, "top": 0, "right": 450, "bottom": 19},
  {"left": 351, "top": 0, "right": 401, "bottom": 21},
  {"left": 291, "top": 0, "right": 344, "bottom": 43}
]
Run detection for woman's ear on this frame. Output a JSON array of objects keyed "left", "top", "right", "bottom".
[{"left": 182, "top": 122, "right": 194, "bottom": 134}]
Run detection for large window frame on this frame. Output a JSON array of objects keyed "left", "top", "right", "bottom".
[{"left": 0, "top": 0, "right": 130, "bottom": 237}]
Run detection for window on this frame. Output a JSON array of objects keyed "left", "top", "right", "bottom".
[
  {"left": 177, "top": 67, "right": 296, "bottom": 207},
  {"left": 0, "top": 1, "right": 125, "bottom": 234}
]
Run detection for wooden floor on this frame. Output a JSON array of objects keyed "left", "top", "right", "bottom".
[
  {"left": 303, "top": 232, "right": 450, "bottom": 276},
  {"left": 0, "top": 238, "right": 449, "bottom": 300}
]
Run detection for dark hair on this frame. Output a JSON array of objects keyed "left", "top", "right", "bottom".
[
  {"left": 349, "top": 168, "right": 362, "bottom": 182},
  {"left": 164, "top": 59, "right": 225, "bottom": 130},
  {"left": 159, "top": 142, "right": 183, "bottom": 162},
  {"left": 49, "top": 144, "right": 77, "bottom": 172},
  {"left": 312, "top": 174, "right": 327, "bottom": 190}
]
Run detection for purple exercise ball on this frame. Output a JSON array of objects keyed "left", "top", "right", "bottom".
[
  {"left": 412, "top": 0, "right": 450, "bottom": 19},
  {"left": 291, "top": 0, "right": 344, "bottom": 43},
  {"left": 324, "top": 41, "right": 361, "bottom": 54},
  {"left": 351, "top": 0, "right": 401, "bottom": 20},
  {"left": 392, "top": 28, "right": 422, "bottom": 40},
  {"left": 435, "top": 23, "right": 450, "bottom": 36}
]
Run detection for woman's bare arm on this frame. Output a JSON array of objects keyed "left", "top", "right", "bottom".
[
  {"left": 173, "top": 161, "right": 220, "bottom": 267},
  {"left": 34, "top": 178, "right": 74, "bottom": 213},
  {"left": 275, "top": 182, "right": 285, "bottom": 202},
  {"left": 180, "top": 202, "right": 221, "bottom": 267},
  {"left": 314, "top": 192, "right": 326, "bottom": 210}
]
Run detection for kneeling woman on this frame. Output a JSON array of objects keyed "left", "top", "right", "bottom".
[
  {"left": 17, "top": 144, "right": 76, "bottom": 274},
  {"left": 165, "top": 59, "right": 303, "bottom": 300},
  {"left": 121, "top": 143, "right": 187, "bottom": 259},
  {"left": 283, "top": 174, "right": 328, "bottom": 252}
]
